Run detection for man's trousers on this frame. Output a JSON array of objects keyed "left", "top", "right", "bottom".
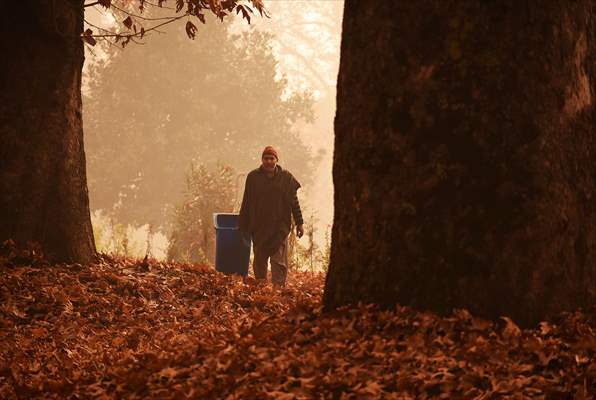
[{"left": 253, "top": 237, "right": 288, "bottom": 285}]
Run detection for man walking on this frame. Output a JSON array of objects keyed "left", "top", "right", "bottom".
[{"left": 239, "top": 146, "right": 304, "bottom": 286}]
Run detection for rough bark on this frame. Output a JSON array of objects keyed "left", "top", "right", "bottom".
[
  {"left": 325, "top": 0, "right": 596, "bottom": 326},
  {"left": 0, "top": 0, "right": 96, "bottom": 263}
]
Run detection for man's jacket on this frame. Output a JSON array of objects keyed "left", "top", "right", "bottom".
[{"left": 239, "top": 165, "right": 303, "bottom": 256}]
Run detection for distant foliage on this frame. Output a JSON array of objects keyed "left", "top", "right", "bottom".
[
  {"left": 84, "top": 19, "right": 314, "bottom": 228},
  {"left": 288, "top": 210, "right": 330, "bottom": 272},
  {"left": 167, "top": 164, "right": 236, "bottom": 263},
  {"left": 91, "top": 211, "right": 169, "bottom": 259}
]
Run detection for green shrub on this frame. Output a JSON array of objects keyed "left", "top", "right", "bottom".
[{"left": 167, "top": 163, "right": 237, "bottom": 264}]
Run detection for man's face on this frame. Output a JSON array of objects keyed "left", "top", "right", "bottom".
[{"left": 261, "top": 154, "right": 277, "bottom": 172}]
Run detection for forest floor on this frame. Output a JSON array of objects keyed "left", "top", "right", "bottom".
[{"left": 0, "top": 246, "right": 595, "bottom": 399}]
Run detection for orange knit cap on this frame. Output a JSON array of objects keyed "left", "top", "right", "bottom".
[{"left": 262, "top": 145, "right": 278, "bottom": 160}]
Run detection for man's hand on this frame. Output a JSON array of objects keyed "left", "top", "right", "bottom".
[
  {"left": 240, "top": 230, "right": 251, "bottom": 246},
  {"left": 296, "top": 224, "right": 304, "bottom": 238}
]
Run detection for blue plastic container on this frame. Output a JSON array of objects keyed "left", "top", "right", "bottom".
[{"left": 213, "top": 213, "right": 251, "bottom": 276}]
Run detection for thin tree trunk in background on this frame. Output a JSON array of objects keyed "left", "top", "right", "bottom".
[
  {"left": 0, "top": 0, "right": 96, "bottom": 263},
  {"left": 325, "top": 0, "right": 596, "bottom": 326}
]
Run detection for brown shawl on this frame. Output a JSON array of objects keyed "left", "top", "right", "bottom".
[{"left": 239, "top": 165, "right": 301, "bottom": 256}]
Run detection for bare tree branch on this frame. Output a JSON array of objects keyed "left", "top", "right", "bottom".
[
  {"left": 274, "top": 39, "right": 330, "bottom": 90},
  {"left": 82, "top": 0, "right": 266, "bottom": 47},
  {"left": 109, "top": 3, "right": 183, "bottom": 21},
  {"left": 84, "top": 19, "right": 116, "bottom": 35},
  {"left": 84, "top": 13, "right": 188, "bottom": 40},
  {"left": 139, "top": 0, "right": 177, "bottom": 10}
]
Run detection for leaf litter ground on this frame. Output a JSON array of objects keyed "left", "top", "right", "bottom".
[{"left": 1, "top": 253, "right": 595, "bottom": 399}]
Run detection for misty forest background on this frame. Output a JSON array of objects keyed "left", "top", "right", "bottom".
[{"left": 83, "top": 1, "right": 342, "bottom": 269}]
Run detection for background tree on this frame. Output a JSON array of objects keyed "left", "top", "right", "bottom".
[
  {"left": 83, "top": 18, "right": 315, "bottom": 229},
  {"left": 243, "top": 0, "right": 343, "bottom": 96},
  {"left": 0, "top": 0, "right": 263, "bottom": 263},
  {"left": 324, "top": 0, "right": 596, "bottom": 326}
]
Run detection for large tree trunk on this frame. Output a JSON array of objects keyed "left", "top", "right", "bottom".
[
  {"left": 325, "top": 1, "right": 596, "bottom": 326},
  {"left": 0, "top": 0, "right": 96, "bottom": 263}
]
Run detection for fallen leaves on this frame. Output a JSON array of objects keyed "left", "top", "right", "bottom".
[{"left": 0, "top": 253, "right": 594, "bottom": 399}]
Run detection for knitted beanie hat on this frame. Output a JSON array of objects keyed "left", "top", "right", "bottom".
[{"left": 262, "top": 145, "right": 278, "bottom": 160}]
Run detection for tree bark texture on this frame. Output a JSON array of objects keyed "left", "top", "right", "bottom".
[
  {"left": 0, "top": 0, "right": 96, "bottom": 263},
  {"left": 325, "top": 0, "right": 596, "bottom": 326}
]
